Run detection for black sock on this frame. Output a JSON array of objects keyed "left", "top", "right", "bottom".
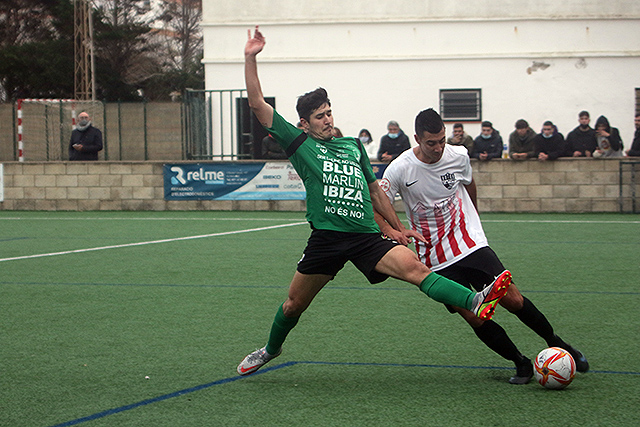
[
  {"left": 513, "top": 296, "right": 558, "bottom": 346},
  {"left": 473, "top": 320, "right": 524, "bottom": 363}
]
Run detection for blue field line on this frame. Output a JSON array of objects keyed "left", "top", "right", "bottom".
[
  {"left": 48, "top": 361, "right": 298, "bottom": 427},
  {"left": 48, "top": 360, "right": 640, "bottom": 427},
  {"left": 3, "top": 280, "right": 640, "bottom": 296}
]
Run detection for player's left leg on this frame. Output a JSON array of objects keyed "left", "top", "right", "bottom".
[{"left": 501, "top": 284, "right": 589, "bottom": 372}]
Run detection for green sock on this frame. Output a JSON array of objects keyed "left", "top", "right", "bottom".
[
  {"left": 419, "top": 272, "right": 474, "bottom": 310},
  {"left": 265, "top": 303, "right": 299, "bottom": 355}
]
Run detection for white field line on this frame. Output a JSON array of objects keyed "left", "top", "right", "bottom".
[
  {"left": 0, "top": 217, "right": 637, "bottom": 224},
  {"left": 0, "top": 221, "right": 307, "bottom": 263},
  {"left": 0, "top": 217, "right": 304, "bottom": 221}
]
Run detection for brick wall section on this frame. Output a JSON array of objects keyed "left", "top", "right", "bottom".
[{"left": 0, "top": 158, "right": 634, "bottom": 212}]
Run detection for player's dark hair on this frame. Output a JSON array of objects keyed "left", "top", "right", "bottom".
[
  {"left": 453, "top": 123, "right": 463, "bottom": 129},
  {"left": 579, "top": 110, "right": 590, "bottom": 118},
  {"left": 296, "top": 87, "right": 331, "bottom": 121},
  {"left": 543, "top": 120, "right": 554, "bottom": 127},
  {"left": 481, "top": 121, "right": 493, "bottom": 129},
  {"left": 414, "top": 108, "right": 444, "bottom": 135},
  {"left": 515, "top": 119, "right": 529, "bottom": 129}
]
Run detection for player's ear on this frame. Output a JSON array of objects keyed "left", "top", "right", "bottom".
[
  {"left": 414, "top": 134, "right": 421, "bottom": 144},
  {"left": 299, "top": 118, "right": 309, "bottom": 131}
]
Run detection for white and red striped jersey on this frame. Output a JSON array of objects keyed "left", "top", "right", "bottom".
[{"left": 379, "top": 145, "right": 487, "bottom": 270}]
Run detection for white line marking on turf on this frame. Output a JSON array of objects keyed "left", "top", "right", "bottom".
[
  {"left": 0, "top": 217, "right": 305, "bottom": 221},
  {"left": 0, "top": 221, "right": 307, "bottom": 263},
  {"left": 482, "top": 219, "right": 640, "bottom": 224},
  {"left": 0, "top": 217, "right": 637, "bottom": 224}
]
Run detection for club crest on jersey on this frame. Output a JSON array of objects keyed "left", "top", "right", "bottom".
[{"left": 440, "top": 172, "right": 456, "bottom": 189}]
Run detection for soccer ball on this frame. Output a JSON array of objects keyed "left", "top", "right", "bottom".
[{"left": 534, "top": 347, "right": 576, "bottom": 389}]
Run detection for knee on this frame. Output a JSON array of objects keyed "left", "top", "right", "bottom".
[
  {"left": 457, "top": 308, "right": 484, "bottom": 328},
  {"left": 282, "top": 298, "right": 306, "bottom": 317},
  {"left": 500, "top": 289, "right": 524, "bottom": 312}
]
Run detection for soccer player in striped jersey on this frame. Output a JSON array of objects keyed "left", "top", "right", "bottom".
[{"left": 376, "top": 108, "right": 589, "bottom": 384}]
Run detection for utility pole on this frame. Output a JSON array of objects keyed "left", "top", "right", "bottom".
[{"left": 74, "top": 0, "right": 96, "bottom": 100}]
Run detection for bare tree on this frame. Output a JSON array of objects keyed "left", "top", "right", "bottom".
[{"left": 156, "top": 0, "right": 202, "bottom": 72}]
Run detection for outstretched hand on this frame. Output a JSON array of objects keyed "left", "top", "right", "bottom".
[
  {"left": 245, "top": 25, "right": 265, "bottom": 57},
  {"left": 384, "top": 227, "right": 426, "bottom": 246}
]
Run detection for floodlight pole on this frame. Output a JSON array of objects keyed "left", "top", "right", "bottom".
[{"left": 74, "top": 0, "right": 95, "bottom": 101}]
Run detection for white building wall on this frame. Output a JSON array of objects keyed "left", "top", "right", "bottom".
[{"left": 202, "top": 1, "right": 640, "bottom": 149}]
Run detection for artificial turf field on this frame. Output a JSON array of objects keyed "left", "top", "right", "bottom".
[{"left": 1, "top": 211, "right": 638, "bottom": 426}]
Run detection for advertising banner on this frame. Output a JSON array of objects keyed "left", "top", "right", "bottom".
[
  {"left": 164, "top": 162, "right": 388, "bottom": 201},
  {"left": 164, "top": 162, "right": 305, "bottom": 200}
]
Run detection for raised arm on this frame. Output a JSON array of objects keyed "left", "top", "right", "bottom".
[{"left": 244, "top": 26, "right": 274, "bottom": 128}]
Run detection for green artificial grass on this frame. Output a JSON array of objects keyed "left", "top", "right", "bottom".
[{"left": 0, "top": 211, "right": 638, "bottom": 426}]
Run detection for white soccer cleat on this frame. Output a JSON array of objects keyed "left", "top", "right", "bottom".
[
  {"left": 472, "top": 270, "right": 511, "bottom": 320},
  {"left": 237, "top": 346, "right": 282, "bottom": 376}
]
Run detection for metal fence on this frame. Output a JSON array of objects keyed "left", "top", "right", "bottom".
[
  {"left": 183, "top": 88, "right": 270, "bottom": 160},
  {"left": 1, "top": 100, "right": 183, "bottom": 161}
]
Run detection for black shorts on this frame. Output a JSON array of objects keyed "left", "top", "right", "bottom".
[
  {"left": 297, "top": 229, "right": 400, "bottom": 284},
  {"left": 436, "top": 247, "right": 506, "bottom": 313}
]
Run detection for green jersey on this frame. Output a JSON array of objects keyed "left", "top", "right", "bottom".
[{"left": 267, "top": 110, "right": 380, "bottom": 233}]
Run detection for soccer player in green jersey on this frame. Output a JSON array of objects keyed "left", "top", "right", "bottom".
[{"left": 237, "top": 26, "right": 512, "bottom": 376}]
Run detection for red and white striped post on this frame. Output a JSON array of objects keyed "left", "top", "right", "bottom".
[
  {"left": 17, "top": 99, "right": 23, "bottom": 162},
  {"left": 16, "top": 99, "right": 77, "bottom": 161}
]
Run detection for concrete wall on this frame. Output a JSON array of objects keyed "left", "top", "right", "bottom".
[{"left": 0, "top": 158, "right": 635, "bottom": 213}]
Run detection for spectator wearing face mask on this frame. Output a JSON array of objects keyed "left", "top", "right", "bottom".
[
  {"left": 69, "top": 112, "right": 103, "bottom": 161},
  {"left": 378, "top": 120, "right": 411, "bottom": 163},
  {"left": 534, "top": 120, "right": 567, "bottom": 161},
  {"left": 471, "top": 121, "right": 503, "bottom": 161},
  {"left": 593, "top": 115, "right": 623, "bottom": 158},
  {"left": 358, "top": 128, "right": 378, "bottom": 159}
]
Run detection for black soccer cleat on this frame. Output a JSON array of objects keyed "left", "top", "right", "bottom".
[
  {"left": 563, "top": 345, "right": 589, "bottom": 373},
  {"left": 509, "top": 356, "right": 533, "bottom": 385},
  {"left": 550, "top": 335, "right": 589, "bottom": 373}
]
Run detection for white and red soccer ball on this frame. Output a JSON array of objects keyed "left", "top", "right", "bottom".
[{"left": 534, "top": 347, "right": 576, "bottom": 389}]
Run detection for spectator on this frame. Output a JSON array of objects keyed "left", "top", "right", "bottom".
[
  {"left": 625, "top": 113, "right": 640, "bottom": 157},
  {"left": 534, "top": 121, "right": 567, "bottom": 161},
  {"left": 566, "top": 111, "right": 597, "bottom": 157},
  {"left": 378, "top": 120, "right": 411, "bottom": 163},
  {"left": 69, "top": 112, "right": 103, "bottom": 161},
  {"left": 471, "top": 121, "right": 503, "bottom": 161},
  {"left": 358, "top": 128, "right": 379, "bottom": 159},
  {"left": 446, "top": 123, "right": 473, "bottom": 154},
  {"left": 262, "top": 133, "right": 287, "bottom": 159},
  {"left": 508, "top": 119, "right": 536, "bottom": 160},
  {"left": 593, "top": 115, "right": 623, "bottom": 158}
]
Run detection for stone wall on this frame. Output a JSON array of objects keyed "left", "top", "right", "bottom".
[{"left": 0, "top": 158, "right": 636, "bottom": 212}]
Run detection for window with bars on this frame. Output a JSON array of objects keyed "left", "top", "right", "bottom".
[
  {"left": 635, "top": 88, "right": 640, "bottom": 116},
  {"left": 439, "top": 89, "right": 482, "bottom": 122}
]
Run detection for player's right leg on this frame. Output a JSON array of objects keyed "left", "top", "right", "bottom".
[
  {"left": 456, "top": 308, "right": 533, "bottom": 384},
  {"left": 237, "top": 272, "right": 332, "bottom": 376},
  {"left": 373, "top": 246, "right": 510, "bottom": 320}
]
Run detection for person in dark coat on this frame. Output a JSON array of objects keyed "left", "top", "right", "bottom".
[
  {"left": 534, "top": 121, "right": 567, "bottom": 161},
  {"left": 625, "top": 113, "right": 640, "bottom": 157},
  {"left": 378, "top": 120, "right": 411, "bottom": 163},
  {"left": 471, "top": 121, "right": 503, "bottom": 161},
  {"left": 69, "top": 112, "right": 103, "bottom": 161}
]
